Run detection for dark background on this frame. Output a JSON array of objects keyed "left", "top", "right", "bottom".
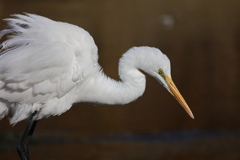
[{"left": 1, "top": 0, "right": 240, "bottom": 159}]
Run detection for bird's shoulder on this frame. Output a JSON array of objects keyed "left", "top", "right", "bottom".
[{"left": 0, "top": 14, "right": 100, "bottom": 98}]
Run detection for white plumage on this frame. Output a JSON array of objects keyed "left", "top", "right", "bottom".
[{"left": 0, "top": 13, "right": 193, "bottom": 125}]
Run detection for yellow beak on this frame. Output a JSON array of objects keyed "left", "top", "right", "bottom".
[{"left": 165, "top": 75, "right": 194, "bottom": 119}]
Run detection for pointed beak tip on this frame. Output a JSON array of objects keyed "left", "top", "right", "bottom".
[
  {"left": 186, "top": 107, "right": 194, "bottom": 119},
  {"left": 190, "top": 113, "right": 195, "bottom": 119}
]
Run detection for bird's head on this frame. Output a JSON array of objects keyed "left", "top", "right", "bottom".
[{"left": 128, "top": 47, "right": 194, "bottom": 119}]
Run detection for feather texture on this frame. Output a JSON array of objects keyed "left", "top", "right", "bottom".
[
  {"left": 0, "top": 13, "right": 98, "bottom": 123},
  {"left": 0, "top": 13, "right": 176, "bottom": 124}
]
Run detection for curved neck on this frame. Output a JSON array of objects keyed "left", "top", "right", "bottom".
[{"left": 76, "top": 55, "right": 146, "bottom": 105}]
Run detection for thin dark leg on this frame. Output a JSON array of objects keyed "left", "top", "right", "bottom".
[{"left": 17, "top": 112, "right": 38, "bottom": 160}]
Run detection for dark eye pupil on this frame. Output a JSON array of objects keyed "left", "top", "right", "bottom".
[{"left": 158, "top": 69, "right": 163, "bottom": 74}]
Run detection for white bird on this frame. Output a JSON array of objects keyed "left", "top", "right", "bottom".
[{"left": 0, "top": 13, "right": 194, "bottom": 160}]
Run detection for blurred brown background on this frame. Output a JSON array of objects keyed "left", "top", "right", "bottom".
[{"left": 1, "top": 0, "right": 240, "bottom": 159}]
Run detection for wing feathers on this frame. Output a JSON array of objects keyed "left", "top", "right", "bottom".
[
  {"left": 0, "top": 41, "right": 80, "bottom": 99},
  {"left": 0, "top": 13, "right": 96, "bottom": 122},
  {"left": 0, "top": 14, "right": 89, "bottom": 101}
]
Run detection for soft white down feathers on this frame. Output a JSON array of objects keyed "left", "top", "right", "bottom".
[{"left": 0, "top": 13, "right": 171, "bottom": 124}]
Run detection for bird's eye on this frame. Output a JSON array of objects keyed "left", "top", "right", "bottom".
[{"left": 158, "top": 69, "right": 164, "bottom": 75}]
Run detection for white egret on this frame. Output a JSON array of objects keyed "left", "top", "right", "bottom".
[{"left": 0, "top": 13, "right": 194, "bottom": 160}]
